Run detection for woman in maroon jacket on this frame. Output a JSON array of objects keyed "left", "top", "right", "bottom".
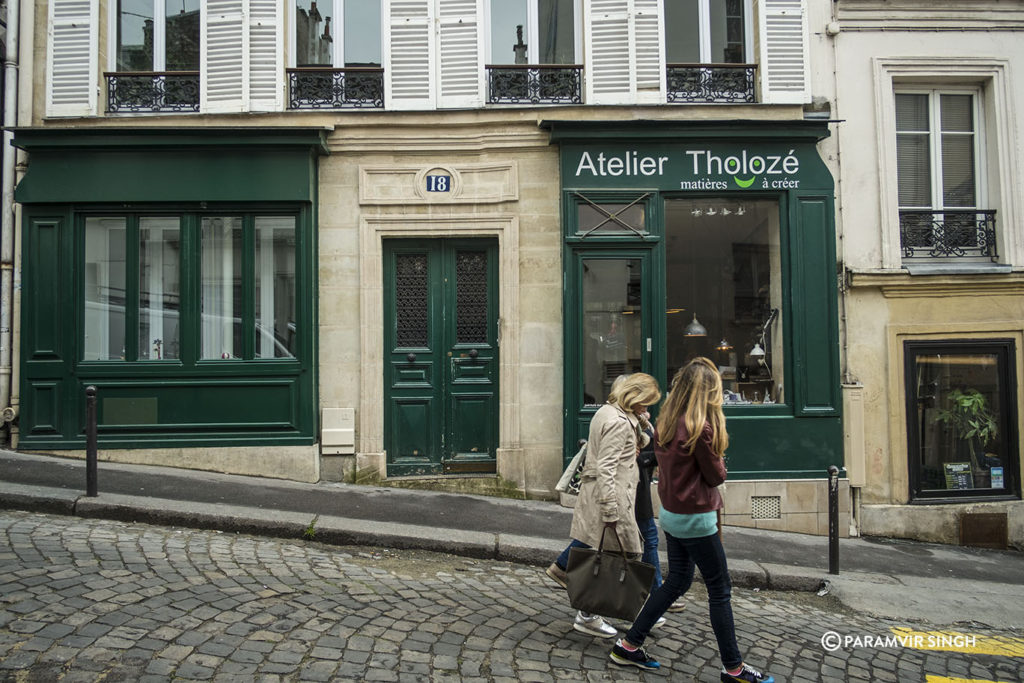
[{"left": 608, "top": 357, "right": 774, "bottom": 683}]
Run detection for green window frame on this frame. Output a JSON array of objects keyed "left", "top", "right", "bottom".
[{"left": 79, "top": 210, "right": 302, "bottom": 367}]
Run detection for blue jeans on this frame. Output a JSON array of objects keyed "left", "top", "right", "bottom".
[
  {"left": 637, "top": 517, "right": 663, "bottom": 590},
  {"left": 554, "top": 538, "right": 589, "bottom": 570},
  {"left": 625, "top": 530, "right": 742, "bottom": 670}
]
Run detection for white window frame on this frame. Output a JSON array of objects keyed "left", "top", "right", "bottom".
[
  {"left": 894, "top": 87, "right": 985, "bottom": 212},
  {"left": 108, "top": 0, "right": 192, "bottom": 72},
  {"left": 663, "top": 0, "right": 753, "bottom": 64},
  {"left": 483, "top": 0, "right": 582, "bottom": 65},
  {"left": 874, "top": 58, "right": 1020, "bottom": 268},
  {"left": 288, "top": 0, "right": 384, "bottom": 68}
]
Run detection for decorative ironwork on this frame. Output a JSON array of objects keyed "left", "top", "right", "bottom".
[
  {"left": 486, "top": 65, "right": 582, "bottom": 105},
  {"left": 395, "top": 254, "right": 429, "bottom": 348},
  {"left": 455, "top": 252, "right": 488, "bottom": 344},
  {"left": 105, "top": 72, "right": 200, "bottom": 113},
  {"left": 666, "top": 64, "right": 757, "bottom": 103},
  {"left": 288, "top": 68, "right": 384, "bottom": 109},
  {"left": 899, "top": 210, "right": 998, "bottom": 261}
]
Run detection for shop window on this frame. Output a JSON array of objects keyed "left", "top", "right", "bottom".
[
  {"left": 665, "top": 198, "right": 783, "bottom": 405},
  {"left": 906, "top": 340, "right": 1019, "bottom": 501},
  {"left": 83, "top": 213, "right": 297, "bottom": 364},
  {"left": 895, "top": 89, "right": 996, "bottom": 261}
]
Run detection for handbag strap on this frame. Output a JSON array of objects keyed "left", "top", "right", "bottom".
[{"left": 596, "top": 525, "right": 630, "bottom": 561}]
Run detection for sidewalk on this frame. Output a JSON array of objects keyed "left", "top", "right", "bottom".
[{"left": 2, "top": 448, "right": 1023, "bottom": 628}]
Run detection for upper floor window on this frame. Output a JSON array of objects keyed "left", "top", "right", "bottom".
[
  {"left": 295, "top": 0, "right": 381, "bottom": 67},
  {"left": 895, "top": 89, "right": 996, "bottom": 261},
  {"left": 664, "top": 0, "right": 748, "bottom": 64},
  {"left": 116, "top": 0, "right": 199, "bottom": 71},
  {"left": 488, "top": 0, "right": 578, "bottom": 64}
]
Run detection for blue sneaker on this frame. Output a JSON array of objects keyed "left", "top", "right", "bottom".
[
  {"left": 609, "top": 639, "right": 660, "bottom": 669},
  {"left": 721, "top": 663, "right": 774, "bottom": 683}
]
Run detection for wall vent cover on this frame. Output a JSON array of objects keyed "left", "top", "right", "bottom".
[{"left": 751, "top": 495, "right": 782, "bottom": 520}]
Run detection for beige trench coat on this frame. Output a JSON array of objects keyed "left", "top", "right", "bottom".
[{"left": 569, "top": 403, "right": 650, "bottom": 554}]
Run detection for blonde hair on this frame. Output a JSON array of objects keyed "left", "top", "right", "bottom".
[
  {"left": 608, "top": 372, "right": 661, "bottom": 413},
  {"left": 655, "top": 357, "right": 728, "bottom": 456}
]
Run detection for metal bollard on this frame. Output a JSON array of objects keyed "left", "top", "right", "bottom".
[
  {"left": 827, "top": 465, "right": 839, "bottom": 575},
  {"left": 85, "top": 386, "right": 98, "bottom": 497}
]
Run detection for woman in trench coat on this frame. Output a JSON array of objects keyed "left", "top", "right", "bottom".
[{"left": 546, "top": 372, "right": 662, "bottom": 638}]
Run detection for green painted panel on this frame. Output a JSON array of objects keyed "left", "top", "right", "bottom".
[
  {"left": 792, "top": 196, "right": 840, "bottom": 415},
  {"left": 103, "top": 397, "right": 158, "bottom": 425},
  {"left": 27, "top": 217, "right": 65, "bottom": 359},
  {"left": 449, "top": 393, "right": 494, "bottom": 457},
  {"left": 25, "top": 383, "right": 61, "bottom": 435},
  {"left": 725, "top": 415, "right": 843, "bottom": 478}
]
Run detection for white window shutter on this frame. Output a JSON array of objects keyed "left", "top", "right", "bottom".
[
  {"left": 585, "top": 0, "right": 633, "bottom": 105},
  {"left": 249, "top": 0, "right": 283, "bottom": 111},
  {"left": 46, "top": 0, "right": 98, "bottom": 117},
  {"left": 633, "top": 0, "right": 663, "bottom": 103},
  {"left": 437, "top": 0, "right": 482, "bottom": 108},
  {"left": 203, "top": 0, "right": 248, "bottom": 113},
  {"left": 386, "top": 0, "right": 435, "bottom": 110},
  {"left": 758, "top": 0, "right": 809, "bottom": 104}
]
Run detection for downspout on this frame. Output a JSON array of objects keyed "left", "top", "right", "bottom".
[{"left": 0, "top": 0, "right": 20, "bottom": 441}]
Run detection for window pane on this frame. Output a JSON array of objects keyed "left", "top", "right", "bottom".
[
  {"left": 139, "top": 218, "right": 181, "bottom": 360},
  {"left": 940, "top": 94, "right": 973, "bottom": 133},
  {"left": 84, "top": 218, "right": 127, "bottom": 361},
  {"left": 255, "top": 217, "right": 296, "bottom": 359},
  {"left": 913, "top": 352, "right": 1007, "bottom": 493},
  {"left": 165, "top": 0, "right": 199, "bottom": 70},
  {"left": 710, "top": 0, "right": 745, "bottom": 63},
  {"left": 582, "top": 259, "right": 643, "bottom": 405},
  {"left": 577, "top": 202, "right": 646, "bottom": 235},
  {"left": 118, "top": 0, "right": 154, "bottom": 70},
  {"left": 664, "top": 0, "right": 700, "bottom": 63},
  {"left": 296, "top": 0, "right": 333, "bottom": 66},
  {"left": 941, "top": 135, "right": 976, "bottom": 207},
  {"left": 491, "top": 0, "right": 528, "bottom": 63},
  {"left": 665, "top": 199, "right": 783, "bottom": 405},
  {"left": 538, "top": 0, "right": 575, "bottom": 64},
  {"left": 345, "top": 0, "right": 381, "bottom": 66},
  {"left": 895, "top": 94, "right": 928, "bottom": 132},
  {"left": 897, "top": 133, "right": 932, "bottom": 207},
  {"left": 201, "top": 217, "right": 243, "bottom": 359}
]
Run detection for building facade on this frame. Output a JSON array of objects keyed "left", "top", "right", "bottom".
[
  {"left": 4, "top": 0, "right": 859, "bottom": 536},
  {"left": 821, "top": 1, "right": 1024, "bottom": 546}
]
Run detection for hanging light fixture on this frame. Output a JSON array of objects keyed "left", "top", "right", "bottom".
[
  {"left": 748, "top": 341, "right": 765, "bottom": 357},
  {"left": 716, "top": 337, "right": 733, "bottom": 351},
  {"left": 684, "top": 313, "right": 707, "bottom": 337}
]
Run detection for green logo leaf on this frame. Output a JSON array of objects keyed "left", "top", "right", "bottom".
[{"left": 734, "top": 176, "right": 756, "bottom": 189}]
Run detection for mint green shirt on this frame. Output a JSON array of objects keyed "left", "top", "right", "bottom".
[{"left": 658, "top": 507, "right": 718, "bottom": 539}]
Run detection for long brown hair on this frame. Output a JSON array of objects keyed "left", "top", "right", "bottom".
[{"left": 655, "top": 357, "right": 728, "bottom": 456}]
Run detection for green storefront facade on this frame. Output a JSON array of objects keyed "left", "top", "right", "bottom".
[
  {"left": 13, "top": 128, "right": 327, "bottom": 450},
  {"left": 548, "top": 120, "right": 842, "bottom": 481}
]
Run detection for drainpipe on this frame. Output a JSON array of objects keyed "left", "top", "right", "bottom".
[{"left": 0, "top": 0, "right": 19, "bottom": 441}]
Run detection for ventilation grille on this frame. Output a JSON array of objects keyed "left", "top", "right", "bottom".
[{"left": 751, "top": 496, "right": 782, "bottom": 520}]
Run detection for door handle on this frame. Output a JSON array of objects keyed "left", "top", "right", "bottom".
[
  {"left": 468, "top": 349, "right": 478, "bottom": 360},
  {"left": 406, "top": 353, "right": 417, "bottom": 363}
]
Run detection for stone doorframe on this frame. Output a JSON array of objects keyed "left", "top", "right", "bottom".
[{"left": 358, "top": 215, "right": 522, "bottom": 479}]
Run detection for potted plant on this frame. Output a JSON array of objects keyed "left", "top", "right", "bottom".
[{"left": 933, "top": 388, "right": 998, "bottom": 487}]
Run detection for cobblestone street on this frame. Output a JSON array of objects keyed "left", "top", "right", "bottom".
[{"left": 1, "top": 510, "right": 1022, "bottom": 682}]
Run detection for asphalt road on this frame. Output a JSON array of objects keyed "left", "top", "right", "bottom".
[{"left": 2, "top": 510, "right": 1022, "bottom": 682}]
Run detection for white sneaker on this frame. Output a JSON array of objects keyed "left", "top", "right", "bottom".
[
  {"left": 573, "top": 611, "right": 617, "bottom": 638},
  {"left": 652, "top": 615, "right": 667, "bottom": 629}
]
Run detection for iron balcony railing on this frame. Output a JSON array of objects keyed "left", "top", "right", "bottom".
[
  {"left": 899, "top": 210, "right": 998, "bottom": 261},
  {"left": 666, "top": 63, "right": 757, "bottom": 103},
  {"left": 105, "top": 72, "right": 200, "bottom": 113},
  {"left": 287, "top": 67, "right": 384, "bottom": 109},
  {"left": 486, "top": 64, "right": 583, "bottom": 105}
]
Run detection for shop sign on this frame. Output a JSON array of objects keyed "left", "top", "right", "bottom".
[{"left": 565, "top": 142, "right": 825, "bottom": 192}]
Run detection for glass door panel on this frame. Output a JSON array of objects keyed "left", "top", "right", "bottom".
[{"left": 581, "top": 258, "right": 644, "bottom": 405}]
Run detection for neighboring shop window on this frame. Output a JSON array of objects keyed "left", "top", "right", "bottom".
[
  {"left": 906, "top": 340, "right": 1019, "bottom": 500},
  {"left": 83, "top": 213, "right": 297, "bottom": 363},
  {"left": 295, "top": 0, "right": 382, "bottom": 67},
  {"left": 665, "top": 198, "right": 783, "bottom": 405}
]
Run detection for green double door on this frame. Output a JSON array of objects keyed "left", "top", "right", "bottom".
[{"left": 383, "top": 239, "right": 499, "bottom": 475}]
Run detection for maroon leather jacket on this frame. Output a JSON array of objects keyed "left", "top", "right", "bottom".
[{"left": 654, "top": 418, "right": 727, "bottom": 515}]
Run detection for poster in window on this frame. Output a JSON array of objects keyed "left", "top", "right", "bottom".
[{"left": 943, "top": 462, "right": 972, "bottom": 490}]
